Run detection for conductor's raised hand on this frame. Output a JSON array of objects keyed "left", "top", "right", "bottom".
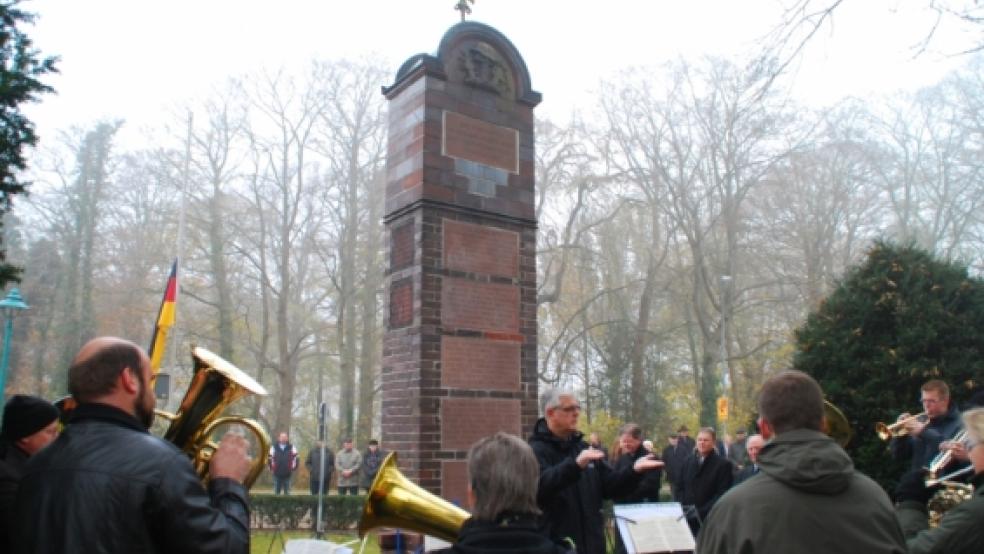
[
  {"left": 576, "top": 447, "right": 605, "bottom": 469},
  {"left": 633, "top": 454, "right": 665, "bottom": 473},
  {"left": 210, "top": 432, "right": 252, "bottom": 484}
]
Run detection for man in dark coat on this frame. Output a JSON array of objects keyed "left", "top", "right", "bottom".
[
  {"left": 676, "top": 425, "right": 695, "bottom": 452},
  {"left": 611, "top": 423, "right": 662, "bottom": 504},
  {"left": 0, "top": 395, "right": 59, "bottom": 549},
  {"left": 732, "top": 433, "right": 764, "bottom": 485},
  {"left": 360, "top": 438, "right": 386, "bottom": 492},
  {"left": 890, "top": 379, "right": 963, "bottom": 472},
  {"left": 611, "top": 423, "right": 663, "bottom": 554},
  {"left": 675, "top": 427, "right": 733, "bottom": 535},
  {"left": 11, "top": 337, "right": 253, "bottom": 554},
  {"left": 529, "top": 388, "right": 663, "bottom": 554},
  {"left": 305, "top": 440, "right": 334, "bottom": 495},
  {"left": 697, "top": 370, "right": 906, "bottom": 554},
  {"left": 661, "top": 433, "right": 680, "bottom": 496},
  {"left": 728, "top": 428, "right": 749, "bottom": 469},
  {"left": 670, "top": 425, "right": 694, "bottom": 492}
]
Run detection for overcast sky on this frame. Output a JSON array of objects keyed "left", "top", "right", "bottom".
[{"left": 22, "top": 0, "right": 977, "bottom": 148}]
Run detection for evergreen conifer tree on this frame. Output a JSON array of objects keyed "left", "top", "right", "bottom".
[
  {"left": 0, "top": 1, "right": 57, "bottom": 286},
  {"left": 794, "top": 240, "right": 984, "bottom": 489}
]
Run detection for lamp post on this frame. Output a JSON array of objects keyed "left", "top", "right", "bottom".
[
  {"left": 718, "top": 275, "right": 732, "bottom": 433},
  {"left": 0, "top": 288, "right": 29, "bottom": 415}
]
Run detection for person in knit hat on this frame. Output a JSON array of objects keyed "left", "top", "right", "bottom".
[{"left": 0, "top": 395, "right": 59, "bottom": 548}]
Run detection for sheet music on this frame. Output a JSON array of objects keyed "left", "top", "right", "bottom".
[{"left": 614, "top": 502, "right": 696, "bottom": 554}]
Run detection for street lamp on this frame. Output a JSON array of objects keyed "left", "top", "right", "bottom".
[
  {"left": 0, "top": 288, "right": 29, "bottom": 415},
  {"left": 718, "top": 275, "right": 732, "bottom": 432}
]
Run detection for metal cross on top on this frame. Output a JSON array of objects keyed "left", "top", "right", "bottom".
[{"left": 454, "top": 0, "right": 475, "bottom": 22}]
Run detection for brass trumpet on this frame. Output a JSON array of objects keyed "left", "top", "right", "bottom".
[
  {"left": 875, "top": 412, "right": 928, "bottom": 441},
  {"left": 156, "top": 346, "right": 271, "bottom": 488}
]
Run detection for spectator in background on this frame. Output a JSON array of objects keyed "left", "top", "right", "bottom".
[
  {"left": 662, "top": 433, "right": 681, "bottom": 497},
  {"left": 0, "top": 395, "right": 59, "bottom": 549},
  {"left": 732, "top": 434, "right": 765, "bottom": 485},
  {"left": 268, "top": 431, "right": 298, "bottom": 495},
  {"left": 677, "top": 425, "right": 695, "bottom": 452},
  {"left": 335, "top": 438, "right": 361, "bottom": 495},
  {"left": 729, "top": 429, "right": 749, "bottom": 469},
  {"left": 305, "top": 440, "right": 334, "bottom": 496},
  {"left": 611, "top": 424, "right": 663, "bottom": 554},
  {"left": 675, "top": 427, "right": 733, "bottom": 535},
  {"left": 360, "top": 439, "right": 386, "bottom": 492},
  {"left": 669, "top": 427, "right": 694, "bottom": 494}
]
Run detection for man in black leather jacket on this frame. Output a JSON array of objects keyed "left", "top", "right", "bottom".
[{"left": 11, "top": 337, "right": 254, "bottom": 554}]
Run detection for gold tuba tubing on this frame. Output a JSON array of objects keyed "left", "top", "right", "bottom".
[
  {"left": 155, "top": 346, "right": 271, "bottom": 489},
  {"left": 359, "top": 452, "right": 470, "bottom": 543}
]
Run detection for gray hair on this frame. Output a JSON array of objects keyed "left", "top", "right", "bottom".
[
  {"left": 539, "top": 387, "right": 573, "bottom": 415},
  {"left": 468, "top": 432, "right": 540, "bottom": 521},
  {"left": 963, "top": 407, "right": 984, "bottom": 445}
]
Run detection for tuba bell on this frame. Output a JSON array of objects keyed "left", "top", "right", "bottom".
[
  {"left": 359, "top": 452, "right": 470, "bottom": 543},
  {"left": 823, "top": 400, "right": 853, "bottom": 448},
  {"left": 156, "top": 346, "right": 271, "bottom": 488}
]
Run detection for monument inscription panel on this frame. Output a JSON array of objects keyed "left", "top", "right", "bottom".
[{"left": 443, "top": 111, "right": 518, "bottom": 173}]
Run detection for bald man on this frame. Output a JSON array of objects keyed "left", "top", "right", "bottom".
[
  {"left": 732, "top": 434, "right": 765, "bottom": 485},
  {"left": 12, "top": 337, "right": 254, "bottom": 554}
]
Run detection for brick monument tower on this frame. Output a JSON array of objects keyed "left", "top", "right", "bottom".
[{"left": 381, "top": 21, "right": 540, "bottom": 503}]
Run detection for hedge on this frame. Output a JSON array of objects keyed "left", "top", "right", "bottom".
[{"left": 250, "top": 493, "right": 365, "bottom": 530}]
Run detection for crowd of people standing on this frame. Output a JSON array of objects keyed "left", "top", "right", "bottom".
[
  {"left": 1, "top": 335, "right": 982, "bottom": 554},
  {"left": 267, "top": 432, "right": 387, "bottom": 496}
]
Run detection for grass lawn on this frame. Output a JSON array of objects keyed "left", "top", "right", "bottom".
[{"left": 250, "top": 530, "right": 379, "bottom": 554}]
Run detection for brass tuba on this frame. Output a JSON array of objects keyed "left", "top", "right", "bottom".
[
  {"left": 823, "top": 400, "right": 853, "bottom": 448},
  {"left": 156, "top": 346, "right": 271, "bottom": 488},
  {"left": 359, "top": 452, "right": 470, "bottom": 543}
]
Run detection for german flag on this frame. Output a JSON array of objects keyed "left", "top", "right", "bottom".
[{"left": 148, "top": 259, "right": 178, "bottom": 378}]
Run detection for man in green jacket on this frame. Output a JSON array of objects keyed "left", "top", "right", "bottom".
[{"left": 697, "top": 370, "right": 906, "bottom": 553}]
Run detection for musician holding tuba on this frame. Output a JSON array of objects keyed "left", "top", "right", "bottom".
[
  {"left": 890, "top": 380, "right": 963, "bottom": 472},
  {"left": 895, "top": 407, "right": 984, "bottom": 553},
  {"left": 10, "top": 337, "right": 254, "bottom": 554}
]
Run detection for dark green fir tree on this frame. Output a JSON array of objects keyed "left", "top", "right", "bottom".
[
  {"left": 794, "top": 240, "right": 984, "bottom": 490},
  {"left": 0, "top": 1, "right": 57, "bottom": 286}
]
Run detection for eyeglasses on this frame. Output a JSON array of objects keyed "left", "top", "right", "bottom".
[{"left": 557, "top": 404, "right": 581, "bottom": 413}]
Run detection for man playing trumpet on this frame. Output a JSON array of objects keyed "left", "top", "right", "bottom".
[{"left": 891, "top": 380, "right": 962, "bottom": 472}]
